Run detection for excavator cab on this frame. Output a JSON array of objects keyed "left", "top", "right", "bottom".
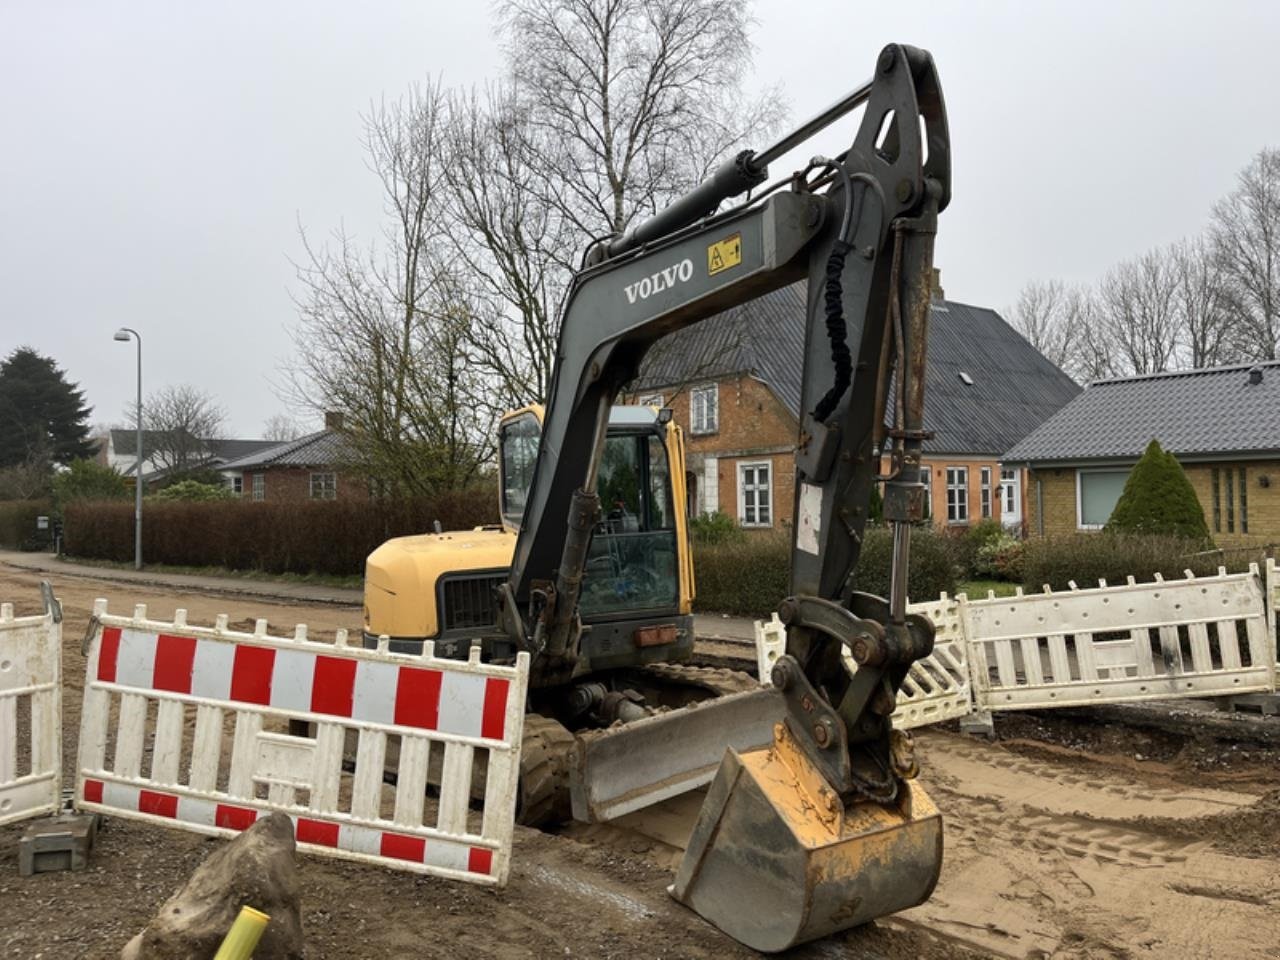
[{"left": 364, "top": 403, "right": 696, "bottom": 672}]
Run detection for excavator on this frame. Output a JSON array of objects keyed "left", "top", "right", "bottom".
[{"left": 364, "top": 42, "right": 949, "bottom": 952}]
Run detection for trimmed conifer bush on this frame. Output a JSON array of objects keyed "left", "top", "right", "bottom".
[{"left": 1106, "top": 439, "right": 1210, "bottom": 542}]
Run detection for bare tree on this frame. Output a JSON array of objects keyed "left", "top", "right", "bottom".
[
  {"left": 135, "top": 385, "right": 226, "bottom": 478},
  {"left": 1097, "top": 249, "right": 1180, "bottom": 375},
  {"left": 1009, "top": 280, "right": 1079, "bottom": 372},
  {"left": 1211, "top": 147, "right": 1280, "bottom": 361},
  {"left": 1168, "top": 236, "right": 1237, "bottom": 368},
  {"left": 286, "top": 82, "right": 493, "bottom": 495},
  {"left": 442, "top": 87, "right": 574, "bottom": 412},
  {"left": 497, "top": 0, "right": 786, "bottom": 236},
  {"left": 261, "top": 414, "right": 306, "bottom": 442}
]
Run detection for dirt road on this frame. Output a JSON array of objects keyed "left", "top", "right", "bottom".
[{"left": 3, "top": 564, "right": 1279, "bottom": 958}]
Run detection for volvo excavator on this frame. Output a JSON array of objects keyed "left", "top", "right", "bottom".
[{"left": 364, "top": 42, "right": 950, "bottom": 952}]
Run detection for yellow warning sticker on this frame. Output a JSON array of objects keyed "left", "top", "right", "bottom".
[{"left": 707, "top": 233, "right": 742, "bottom": 276}]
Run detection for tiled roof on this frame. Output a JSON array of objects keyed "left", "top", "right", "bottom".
[
  {"left": 219, "top": 429, "right": 355, "bottom": 470},
  {"left": 634, "top": 283, "right": 1080, "bottom": 457},
  {"left": 1004, "top": 362, "right": 1280, "bottom": 464}
]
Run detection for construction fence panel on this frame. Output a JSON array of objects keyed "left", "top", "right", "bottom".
[
  {"left": 891, "top": 595, "right": 975, "bottom": 730},
  {"left": 75, "top": 600, "right": 528, "bottom": 886},
  {"left": 0, "top": 588, "right": 62, "bottom": 828},
  {"left": 754, "top": 596, "right": 975, "bottom": 731},
  {"left": 965, "top": 566, "right": 1275, "bottom": 712}
]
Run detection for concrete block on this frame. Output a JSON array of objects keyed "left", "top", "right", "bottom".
[
  {"left": 959, "top": 708, "right": 995, "bottom": 739},
  {"left": 17, "top": 813, "right": 99, "bottom": 877}
]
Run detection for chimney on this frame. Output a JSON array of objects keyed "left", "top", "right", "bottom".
[
  {"left": 931, "top": 267, "right": 945, "bottom": 302},
  {"left": 1248, "top": 366, "right": 1263, "bottom": 386},
  {"left": 325, "top": 411, "right": 345, "bottom": 430}
]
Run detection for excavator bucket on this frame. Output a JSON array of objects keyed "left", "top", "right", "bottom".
[{"left": 670, "top": 722, "right": 942, "bottom": 953}]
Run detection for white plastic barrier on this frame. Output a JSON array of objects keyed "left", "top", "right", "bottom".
[
  {"left": 0, "top": 588, "right": 62, "bottom": 827},
  {"left": 754, "top": 596, "right": 974, "bottom": 730},
  {"left": 966, "top": 567, "right": 1275, "bottom": 711},
  {"left": 76, "top": 600, "right": 529, "bottom": 886},
  {"left": 892, "top": 594, "right": 974, "bottom": 730}
]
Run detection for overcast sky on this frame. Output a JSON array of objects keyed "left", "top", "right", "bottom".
[{"left": 3, "top": 1, "right": 1278, "bottom": 437}]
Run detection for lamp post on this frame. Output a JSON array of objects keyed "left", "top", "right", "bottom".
[{"left": 113, "top": 328, "right": 143, "bottom": 570}]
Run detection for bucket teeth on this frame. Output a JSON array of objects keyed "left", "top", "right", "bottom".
[{"left": 670, "top": 729, "right": 942, "bottom": 953}]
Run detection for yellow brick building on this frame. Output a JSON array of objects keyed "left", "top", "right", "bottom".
[{"left": 1005, "top": 363, "right": 1280, "bottom": 545}]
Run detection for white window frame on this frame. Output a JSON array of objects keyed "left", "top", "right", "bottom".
[
  {"left": 1075, "top": 467, "right": 1130, "bottom": 530},
  {"left": 310, "top": 471, "right": 337, "bottom": 501},
  {"left": 980, "top": 466, "right": 993, "bottom": 519},
  {"left": 920, "top": 466, "right": 932, "bottom": 520},
  {"left": 1001, "top": 467, "right": 1017, "bottom": 515},
  {"left": 946, "top": 466, "right": 968, "bottom": 524},
  {"left": 637, "top": 392, "right": 664, "bottom": 407},
  {"left": 252, "top": 473, "right": 265, "bottom": 502},
  {"left": 228, "top": 475, "right": 243, "bottom": 495},
  {"left": 690, "top": 383, "right": 718, "bottom": 435},
  {"left": 737, "top": 460, "right": 772, "bottom": 528}
]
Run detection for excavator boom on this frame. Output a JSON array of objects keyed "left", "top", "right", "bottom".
[{"left": 498, "top": 43, "right": 951, "bottom": 951}]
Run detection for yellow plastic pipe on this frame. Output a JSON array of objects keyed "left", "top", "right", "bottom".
[{"left": 212, "top": 905, "right": 270, "bottom": 960}]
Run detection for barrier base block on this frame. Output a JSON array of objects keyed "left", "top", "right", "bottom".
[{"left": 18, "top": 813, "right": 99, "bottom": 876}]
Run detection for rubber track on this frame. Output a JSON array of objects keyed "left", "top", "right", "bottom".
[{"left": 630, "top": 661, "right": 759, "bottom": 696}]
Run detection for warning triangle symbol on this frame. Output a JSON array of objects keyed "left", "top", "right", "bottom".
[{"left": 710, "top": 248, "right": 724, "bottom": 272}]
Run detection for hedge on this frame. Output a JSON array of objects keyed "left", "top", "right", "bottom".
[
  {"left": 63, "top": 489, "right": 498, "bottom": 576},
  {"left": 692, "top": 526, "right": 958, "bottom": 618},
  {"left": 0, "top": 500, "right": 52, "bottom": 550},
  {"left": 1019, "top": 533, "right": 1244, "bottom": 592}
]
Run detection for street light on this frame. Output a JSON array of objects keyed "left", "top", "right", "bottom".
[{"left": 114, "top": 327, "right": 143, "bottom": 570}]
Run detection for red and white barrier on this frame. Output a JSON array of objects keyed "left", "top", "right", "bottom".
[
  {"left": 76, "top": 600, "right": 528, "bottom": 886},
  {"left": 0, "top": 590, "right": 62, "bottom": 828}
]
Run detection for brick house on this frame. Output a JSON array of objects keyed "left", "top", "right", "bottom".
[
  {"left": 627, "top": 281, "right": 1079, "bottom": 533},
  {"left": 218, "top": 414, "right": 367, "bottom": 503},
  {"left": 1004, "top": 362, "right": 1280, "bottom": 545},
  {"left": 100, "top": 430, "right": 277, "bottom": 486}
]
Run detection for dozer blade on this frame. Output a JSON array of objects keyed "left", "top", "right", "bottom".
[{"left": 670, "top": 722, "right": 942, "bottom": 953}]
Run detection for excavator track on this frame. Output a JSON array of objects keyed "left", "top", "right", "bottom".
[
  {"left": 517, "top": 713, "right": 577, "bottom": 827},
  {"left": 628, "top": 661, "right": 759, "bottom": 699}
]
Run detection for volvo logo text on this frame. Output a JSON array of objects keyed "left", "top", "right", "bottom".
[{"left": 624, "top": 258, "right": 694, "bottom": 304}]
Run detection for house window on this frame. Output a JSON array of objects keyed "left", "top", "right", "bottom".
[
  {"left": 229, "top": 475, "right": 242, "bottom": 495},
  {"left": 637, "top": 392, "right": 664, "bottom": 407},
  {"left": 1076, "top": 469, "right": 1129, "bottom": 529},
  {"left": 252, "top": 473, "right": 265, "bottom": 502},
  {"left": 738, "top": 460, "right": 772, "bottom": 527},
  {"left": 946, "top": 467, "right": 968, "bottom": 523},
  {"left": 310, "top": 472, "right": 337, "bottom": 500},
  {"left": 920, "top": 467, "right": 932, "bottom": 520},
  {"left": 980, "top": 467, "right": 993, "bottom": 519},
  {"left": 1213, "top": 466, "right": 1248, "bottom": 534},
  {"left": 690, "top": 384, "right": 718, "bottom": 435},
  {"left": 1001, "top": 468, "right": 1017, "bottom": 514}
]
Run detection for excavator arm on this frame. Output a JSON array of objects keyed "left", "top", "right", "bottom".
[{"left": 499, "top": 43, "right": 950, "bottom": 952}]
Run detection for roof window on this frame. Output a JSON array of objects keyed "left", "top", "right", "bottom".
[{"left": 958, "top": 372, "right": 974, "bottom": 386}]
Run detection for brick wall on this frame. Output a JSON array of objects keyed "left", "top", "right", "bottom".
[
  {"left": 632, "top": 375, "right": 796, "bottom": 530},
  {"left": 919, "top": 458, "right": 1015, "bottom": 530},
  {"left": 1027, "top": 458, "right": 1280, "bottom": 544},
  {"left": 237, "top": 467, "right": 369, "bottom": 503}
]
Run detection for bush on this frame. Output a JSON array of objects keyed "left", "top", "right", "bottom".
[
  {"left": 0, "top": 500, "right": 53, "bottom": 550},
  {"left": 150, "top": 480, "right": 235, "bottom": 502},
  {"left": 1107, "top": 439, "right": 1210, "bottom": 541},
  {"left": 692, "top": 532, "right": 790, "bottom": 618},
  {"left": 944, "top": 518, "right": 1006, "bottom": 580},
  {"left": 973, "top": 532, "right": 1024, "bottom": 581},
  {"left": 62, "top": 487, "right": 499, "bottom": 576},
  {"left": 851, "top": 526, "right": 958, "bottom": 602},
  {"left": 692, "top": 525, "right": 959, "bottom": 617},
  {"left": 689, "top": 510, "right": 744, "bottom": 545},
  {"left": 1020, "top": 533, "right": 1230, "bottom": 592},
  {"left": 52, "top": 459, "right": 129, "bottom": 511}
]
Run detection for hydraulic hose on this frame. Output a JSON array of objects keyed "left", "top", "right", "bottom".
[{"left": 811, "top": 160, "right": 860, "bottom": 423}]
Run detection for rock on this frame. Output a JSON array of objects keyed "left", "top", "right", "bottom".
[{"left": 121, "top": 813, "right": 304, "bottom": 960}]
